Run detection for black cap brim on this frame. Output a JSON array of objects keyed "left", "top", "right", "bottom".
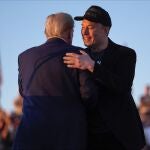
[
  {"left": 74, "top": 16, "right": 84, "bottom": 21},
  {"left": 74, "top": 16, "right": 101, "bottom": 23}
]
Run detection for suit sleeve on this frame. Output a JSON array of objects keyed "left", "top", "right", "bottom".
[{"left": 92, "top": 49, "right": 136, "bottom": 94}]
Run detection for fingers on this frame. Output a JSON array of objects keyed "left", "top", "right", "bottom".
[
  {"left": 66, "top": 53, "right": 78, "bottom": 57},
  {"left": 63, "top": 53, "right": 79, "bottom": 63},
  {"left": 63, "top": 54, "right": 75, "bottom": 66},
  {"left": 63, "top": 56, "right": 74, "bottom": 64},
  {"left": 63, "top": 59, "right": 74, "bottom": 65},
  {"left": 63, "top": 56, "right": 75, "bottom": 65},
  {"left": 63, "top": 52, "right": 81, "bottom": 69},
  {"left": 80, "top": 50, "right": 88, "bottom": 55},
  {"left": 63, "top": 56, "right": 72, "bottom": 61}
]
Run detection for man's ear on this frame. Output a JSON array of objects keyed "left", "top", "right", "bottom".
[
  {"left": 67, "top": 29, "right": 73, "bottom": 44},
  {"left": 69, "top": 29, "right": 73, "bottom": 39},
  {"left": 104, "top": 27, "right": 110, "bottom": 36}
]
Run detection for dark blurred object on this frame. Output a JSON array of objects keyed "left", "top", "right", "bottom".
[
  {"left": 139, "top": 85, "right": 150, "bottom": 127},
  {"left": 10, "top": 94, "right": 22, "bottom": 140},
  {"left": 139, "top": 85, "right": 150, "bottom": 149},
  {"left": 142, "top": 145, "right": 150, "bottom": 150},
  {"left": 140, "top": 85, "right": 150, "bottom": 104},
  {"left": 139, "top": 102, "right": 150, "bottom": 127},
  {"left": 0, "top": 108, "right": 12, "bottom": 150}
]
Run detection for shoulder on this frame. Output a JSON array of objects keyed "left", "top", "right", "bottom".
[
  {"left": 19, "top": 47, "right": 35, "bottom": 58},
  {"left": 66, "top": 45, "right": 84, "bottom": 54},
  {"left": 112, "top": 41, "right": 136, "bottom": 58},
  {"left": 18, "top": 42, "right": 46, "bottom": 60}
]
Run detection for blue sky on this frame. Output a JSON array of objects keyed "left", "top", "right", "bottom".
[{"left": 0, "top": 0, "right": 150, "bottom": 112}]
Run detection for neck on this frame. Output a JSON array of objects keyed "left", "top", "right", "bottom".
[
  {"left": 47, "top": 30, "right": 73, "bottom": 45},
  {"left": 47, "top": 36, "right": 69, "bottom": 44}
]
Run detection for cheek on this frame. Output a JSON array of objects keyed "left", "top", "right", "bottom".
[
  {"left": 95, "top": 30, "right": 105, "bottom": 39},
  {"left": 85, "top": 30, "right": 94, "bottom": 38},
  {"left": 91, "top": 31, "right": 99, "bottom": 40}
]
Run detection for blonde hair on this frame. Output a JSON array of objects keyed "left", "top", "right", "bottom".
[{"left": 45, "top": 12, "right": 74, "bottom": 39}]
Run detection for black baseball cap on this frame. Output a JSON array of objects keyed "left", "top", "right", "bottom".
[{"left": 74, "top": 5, "right": 112, "bottom": 27}]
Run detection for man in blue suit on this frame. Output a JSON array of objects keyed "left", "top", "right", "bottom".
[{"left": 13, "top": 12, "right": 96, "bottom": 150}]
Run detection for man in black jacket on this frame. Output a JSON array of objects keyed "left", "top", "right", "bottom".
[{"left": 64, "top": 5, "right": 145, "bottom": 150}]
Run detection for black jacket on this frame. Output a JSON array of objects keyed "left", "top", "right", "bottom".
[{"left": 87, "top": 39, "right": 145, "bottom": 150}]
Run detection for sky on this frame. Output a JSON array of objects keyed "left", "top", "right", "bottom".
[{"left": 0, "top": 0, "right": 150, "bottom": 112}]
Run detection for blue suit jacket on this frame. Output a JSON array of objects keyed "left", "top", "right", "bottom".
[{"left": 13, "top": 38, "right": 96, "bottom": 150}]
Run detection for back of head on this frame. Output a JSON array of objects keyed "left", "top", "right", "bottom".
[{"left": 45, "top": 12, "right": 74, "bottom": 40}]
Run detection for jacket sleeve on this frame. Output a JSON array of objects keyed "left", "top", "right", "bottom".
[
  {"left": 78, "top": 70, "right": 98, "bottom": 109},
  {"left": 92, "top": 49, "right": 136, "bottom": 94}
]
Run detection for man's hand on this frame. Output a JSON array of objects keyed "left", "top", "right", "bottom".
[{"left": 63, "top": 50, "right": 95, "bottom": 72}]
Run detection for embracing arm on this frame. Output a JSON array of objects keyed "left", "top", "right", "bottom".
[
  {"left": 63, "top": 50, "right": 95, "bottom": 72},
  {"left": 63, "top": 48, "right": 136, "bottom": 94}
]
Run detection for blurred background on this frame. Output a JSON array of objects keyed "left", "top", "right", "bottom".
[{"left": 0, "top": 0, "right": 150, "bottom": 149}]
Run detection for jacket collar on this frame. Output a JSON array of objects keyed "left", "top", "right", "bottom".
[{"left": 46, "top": 37, "right": 68, "bottom": 44}]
